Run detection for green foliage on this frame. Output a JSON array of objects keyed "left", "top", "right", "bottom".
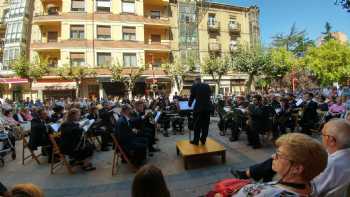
[
  {"left": 161, "top": 58, "right": 189, "bottom": 91},
  {"left": 11, "top": 55, "right": 49, "bottom": 82},
  {"left": 231, "top": 45, "right": 270, "bottom": 92},
  {"left": 335, "top": 0, "right": 350, "bottom": 12},
  {"left": 304, "top": 40, "right": 350, "bottom": 85},
  {"left": 272, "top": 23, "right": 314, "bottom": 55},
  {"left": 57, "top": 64, "right": 96, "bottom": 82},
  {"left": 265, "top": 47, "right": 296, "bottom": 79},
  {"left": 201, "top": 55, "right": 231, "bottom": 82}
]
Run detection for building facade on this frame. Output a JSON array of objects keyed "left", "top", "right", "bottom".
[{"left": 0, "top": 0, "right": 260, "bottom": 100}]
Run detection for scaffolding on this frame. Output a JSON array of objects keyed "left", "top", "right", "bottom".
[{"left": 177, "top": 0, "right": 209, "bottom": 70}]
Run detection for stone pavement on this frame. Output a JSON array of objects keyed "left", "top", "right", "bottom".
[{"left": 0, "top": 119, "right": 274, "bottom": 197}]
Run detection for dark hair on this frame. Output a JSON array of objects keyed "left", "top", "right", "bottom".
[{"left": 132, "top": 165, "right": 170, "bottom": 197}]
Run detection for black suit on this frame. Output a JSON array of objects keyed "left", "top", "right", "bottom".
[
  {"left": 114, "top": 115, "right": 148, "bottom": 165},
  {"left": 189, "top": 82, "right": 212, "bottom": 144},
  {"left": 59, "top": 122, "right": 93, "bottom": 161},
  {"left": 300, "top": 100, "right": 318, "bottom": 135},
  {"left": 29, "top": 118, "right": 50, "bottom": 150}
]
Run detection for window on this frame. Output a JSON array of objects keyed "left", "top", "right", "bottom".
[
  {"left": 151, "top": 10, "right": 160, "bottom": 19},
  {"left": 97, "top": 52, "right": 111, "bottom": 66},
  {"left": 47, "top": 32, "right": 58, "bottom": 42},
  {"left": 96, "top": 0, "right": 111, "bottom": 12},
  {"left": 97, "top": 25, "right": 111, "bottom": 40},
  {"left": 123, "top": 53, "right": 137, "bottom": 67},
  {"left": 208, "top": 14, "right": 216, "bottom": 25},
  {"left": 122, "top": 0, "right": 135, "bottom": 14},
  {"left": 71, "top": 0, "right": 85, "bottom": 12},
  {"left": 48, "top": 7, "right": 59, "bottom": 15},
  {"left": 70, "top": 52, "right": 85, "bottom": 66},
  {"left": 70, "top": 25, "right": 84, "bottom": 39},
  {"left": 122, "top": 26, "right": 136, "bottom": 41},
  {"left": 151, "top": 34, "right": 161, "bottom": 43}
]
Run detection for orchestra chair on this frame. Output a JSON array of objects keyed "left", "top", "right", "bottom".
[
  {"left": 110, "top": 133, "right": 136, "bottom": 176},
  {"left": 48, "top": 134, "right": 74, "bottom": 175},
  {"left": 21, "top": 135, "right": 42, "bottom": 165}
]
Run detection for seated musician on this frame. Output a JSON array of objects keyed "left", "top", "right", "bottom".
[
  {"left": 130, "top": 101, "right": 160, "bottom": 152},
  {"left": 50, "top": 105, "right": 64, "bottom": 123},
  {"left": 326, "top": 97, "right": 345, "bottom": 122},
  {"left": 87, "top": 105, "right": 99, "bottom": 120},
  {"left": 114, "top": 104, "right": 149, "bottom": 166},
  {"left": 28, "top": 109, "right": 52, "bottom": 162},
  {"left": 59, "top": 108, "right": 96, "bottom": 171}
]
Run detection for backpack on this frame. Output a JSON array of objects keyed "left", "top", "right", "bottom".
[{"left": 206, "top": 178, "right": 251, "bottom": 197}]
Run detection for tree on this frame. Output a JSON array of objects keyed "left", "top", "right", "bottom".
[
  {"left": 161, "top": 58, "right": 189, "bottom": 94},
  {"left": 322, "top": 22, "right": 334, "bottom": 42},
  {"left": 201, "top": 55, "right": 231, "bottom": 95},
  {"left": 11, "top": 55, "right": 49, "bottom": 99},
  {"left": 109, "top": 62, "right": 144, "bottom": 99},
  {"left": 335, "top": 0, "right": 350, "bottom": 12},
  {"left": 264, "top": 47, "right": 296, "bottom": 88},
  {"left": 304, "top": 40, "right": 350, "bottom": 86},
  {"left": 231, "top": 45, "right": 270, "bottom": 92},
  {"left": 57, "top": 64, "right": 96, "bottom": 98},
  {"left": 272, "top": 24, "right": 314, "bottom": 56}
]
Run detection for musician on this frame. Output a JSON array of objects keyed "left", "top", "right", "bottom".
[
  {"left": 87, "top": 105, "right": 99, "bottom": 120},
  {"left": 28, "top": 109, "right": 52, "bottom": 162},
  {"left": 300, "top": 92, "right": 319, "bottom": 135},
  {"left": 114, "top": 104, "right": 148, "bottom": 166},
  {"left": 98, "top": 101, "right": 116, "bottom": 151},
  {"left": 247, "top": 95, "right": 264, "bottom": 149},
  {"left": 59, "top": 108, "right": 96, "bottom": 171},
  {"left": 50, "top": 105, "right": 64, "bottom": 123},
  {"left": 189, "top": 77, "right": 212, "bottom": 145},
  {"left": 130, "top": 101, "right": 159, "bottom": 152}
]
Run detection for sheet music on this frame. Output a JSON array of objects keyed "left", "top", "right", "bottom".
[
  {"left": 50, "top": 123, "right": 61, "bottom": 133},
  {"left": 82, "top": 119, "right": 95, "bottom": 132},
  {"left": 224, "top": 107, "right": 231, "bottom": 112},
  {"left": 155, "top": 112, "right": 161, "bottom": 123},
  {"left": 296, "top": 99, "right": 303, "bottom": 107},
  {"left": 179, "top": 100, "right": 195, "bottom": 110},
  {"left": 275, "top": 108, "right": 282, "bottom": 113}
]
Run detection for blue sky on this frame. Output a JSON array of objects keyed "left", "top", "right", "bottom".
[{"left": 212, "top": 0, "right": 350, "bottom": 46}]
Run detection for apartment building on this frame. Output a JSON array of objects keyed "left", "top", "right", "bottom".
[
  {"left": 198, "top": 3, "right": 260, "bottom": 95},
  {"left": 0, "top": 0, "right": 259, "bottom": 100}
]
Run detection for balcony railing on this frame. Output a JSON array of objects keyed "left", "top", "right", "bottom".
[
  {"left": 207, "top": 20, "right": 220, "bottom": 31},
  {"left": 208, "top": 42, "right": 221, "bottom": 51},
  {"left": 229, "top": 41, "right": 238, "bottom": 52},
  {"left": 228, "top": 22, "right": 241, "bottom": 33}
]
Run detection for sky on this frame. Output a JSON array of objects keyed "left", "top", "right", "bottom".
[{"left": 212, "top": 0, "right": 350, "bottom": 46}]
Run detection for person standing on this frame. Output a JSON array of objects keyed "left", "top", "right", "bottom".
[
  {"left": 300, "top": 92, "right": 318, "bottom": 135},
  {"left": 188, "top": 77, "right": 212, "bottom": 145},
  {"left": 247, "top": 95, "right": 264, "bottom": 149}
]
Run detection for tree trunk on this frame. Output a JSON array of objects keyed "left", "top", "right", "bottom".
[
  {"left": 29, "top": 79, "right": 33, "bottom": 100},
  {"left": 216, "top": 77, "right": 222, "bottom": 96},
  {"left": 75, "top": 80, "right": 80, "bottom": 99},
  {"left": 246, "top": 74, "right": 254, "bottom": 93}
]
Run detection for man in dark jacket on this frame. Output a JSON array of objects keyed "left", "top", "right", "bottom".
[
  {"left": 247, "top": 95, "right": 264, "bottom": 149},
  {"left": 300, "top": 92, "right": 319, "bottom": 135},
  {"left": 188, "top": 77, "right": 212, "bottom": 145},
  {"left": 28, "top": 109, "right": 52, "bottom": 162},
  {"left": 114, "top": 104, "right": 148, "bottom": 165}
]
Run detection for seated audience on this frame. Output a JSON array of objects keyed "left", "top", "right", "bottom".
[
  {"left": 3, "top": 110, "right": 19, "bottom": 127},
  {"left": 132, "top": 164, "right": 170, "bottom": 197},
  {"left": 225, "top": 133, "right": 328, "bottom": 196},
  {"left": 231, "top": 119, "right": 350, "bottom": 197},
  {"left": 59, "top": 108, "right": 96, "bottom": 171}
]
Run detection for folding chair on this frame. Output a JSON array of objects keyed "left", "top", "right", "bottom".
[
  {"left": 110, "top": 134, "right": 136, "bottom": 176},
  {"left": 22, "top": 136, "right": 41, "bottom": 165},
  {"left": 48, "top": 134, "right": 74, "bottom": 174}
]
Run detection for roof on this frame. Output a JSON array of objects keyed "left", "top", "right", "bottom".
[{"left": 209, "top": 0, "right": 258, "bottom": 11}]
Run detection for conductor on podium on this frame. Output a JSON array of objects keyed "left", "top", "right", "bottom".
[{"left": 188, "top": 77, "right": 212, "bottom": 145}]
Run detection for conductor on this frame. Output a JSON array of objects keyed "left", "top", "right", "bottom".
[{"left": 188, "top": 77, "right": 212, "bottom": 145}]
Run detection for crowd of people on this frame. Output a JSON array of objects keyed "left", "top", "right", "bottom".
[{"left": 1, "top": 82, "right": 350, "bottom": 196}]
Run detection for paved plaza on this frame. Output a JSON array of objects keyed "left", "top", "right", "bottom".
[{"left": 0, "top": 118, "right": 274, "bottom": 197}]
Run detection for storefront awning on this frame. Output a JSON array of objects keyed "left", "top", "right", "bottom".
[
  {"left": 0, "top": 78, "right": 28, "bottom": 84},
  {"left": 32, "top": 82, "right": 77, "bottom": 91}
]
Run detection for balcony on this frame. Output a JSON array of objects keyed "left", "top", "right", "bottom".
[
  {"left": 228, "top": 22, "right": 241, "bottom": 33},
  {"left": 229, "top": 41, "right": 238, "bottom": 52},
  {"left": 208, "top": 42, "right": 221, "bottom": 51},
  {"left": 208, "top": 20, "right": 220, "bottom": 31}
]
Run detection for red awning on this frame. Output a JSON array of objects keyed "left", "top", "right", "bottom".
[{"left": 0, "top": 78, "right": 28, "bottom": 84}]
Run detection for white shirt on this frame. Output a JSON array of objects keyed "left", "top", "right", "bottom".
[
  {"left": 233, "top": 182, "right": 302, "bottom": 197},
  {"left": 312, "top": 148, "right": 350, "bottom": 197}
]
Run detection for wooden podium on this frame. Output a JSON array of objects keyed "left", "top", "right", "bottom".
[{"left": 176, "top": 138, "right": 226, "bottom": 169}]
